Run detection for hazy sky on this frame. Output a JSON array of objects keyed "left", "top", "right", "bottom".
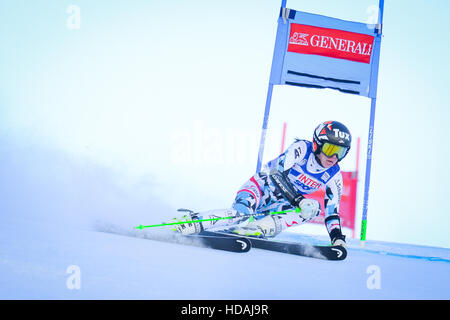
[{"left": 1, "top": 0, "right": 450, "bottom": 248}]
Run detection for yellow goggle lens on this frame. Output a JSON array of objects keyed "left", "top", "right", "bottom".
[{"left": 321, "top": 143, "right": 348, "bottom": 159}]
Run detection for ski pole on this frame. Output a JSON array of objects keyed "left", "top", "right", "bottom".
[{"left": 135, "top": 207, "right": 301, "bottom": 230}]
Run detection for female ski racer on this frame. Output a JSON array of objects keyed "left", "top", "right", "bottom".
[{"left": 172, "top": 120, "right": 351, "bottom": 247}]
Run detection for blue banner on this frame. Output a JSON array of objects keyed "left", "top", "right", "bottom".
[{"left": 269, "top": 8, "right": 382, "bottom": 98}]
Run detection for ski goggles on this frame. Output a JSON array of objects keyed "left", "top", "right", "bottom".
[{"left": 321, "top": 142, "right": 349, "bottom": 160}]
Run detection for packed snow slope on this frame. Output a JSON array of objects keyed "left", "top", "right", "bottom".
[
  {"left": 1, "top": 139, "right": 449, "bottom": 299},
  {"left": 1, "top": 215, "right": 450, "bottom": 299}
]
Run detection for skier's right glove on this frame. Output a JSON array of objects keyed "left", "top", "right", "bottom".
[{"left": 297, "top": 198, "right": 321, "bottom": 221}]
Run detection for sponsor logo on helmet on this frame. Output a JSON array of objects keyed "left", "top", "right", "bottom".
[{"left": 333, "top": 128, "right": 350, "bottom": 141}]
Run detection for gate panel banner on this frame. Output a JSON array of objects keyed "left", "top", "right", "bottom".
[
  {"left": 269, "top": 9, "right": 381, "bottom": 97},
  {"left": 288, "top": 24, "right": 374, "bottom": 63}
]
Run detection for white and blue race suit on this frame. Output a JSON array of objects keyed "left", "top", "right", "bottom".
[{"left": 230, "top": 139, "right": 344, "bottom": 237}]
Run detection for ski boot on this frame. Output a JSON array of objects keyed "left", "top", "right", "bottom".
[{"left": 170, "top": 209, "right": 203, "bottom": 235}]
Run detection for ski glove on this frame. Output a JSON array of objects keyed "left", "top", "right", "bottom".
[{"left": 298, "top": 198, "right": 321, "bottom": 220}]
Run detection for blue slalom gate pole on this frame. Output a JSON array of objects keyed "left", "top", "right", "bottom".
[
  {"left": 360, "top": 0, "right": 384, "bottom": 246},
  {"left": 255, "top": 0, "right": 287, "bottom": 173},
  {"left": 360, "top": 97, "right": 377, "bottom": 244},
  {"left": 256, "top": 83, "right": 274, "bottom": 173}
]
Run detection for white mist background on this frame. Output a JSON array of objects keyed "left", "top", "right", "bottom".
[{"left": 1, "top": 0, "right": 449, "bottom": 248}]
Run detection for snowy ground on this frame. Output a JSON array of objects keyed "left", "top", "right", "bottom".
[
  {"left": 1, "top": 140, "right": 449, "bottom": 300},
  {"left": 1, "top": 213, "right": 449, "bottom": 300}
]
